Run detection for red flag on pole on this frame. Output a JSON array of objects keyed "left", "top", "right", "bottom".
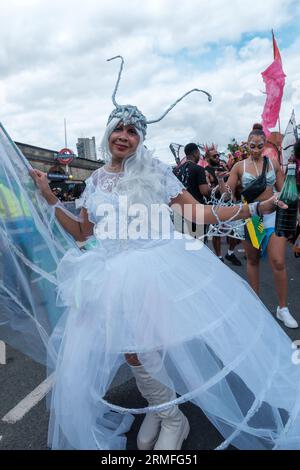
[{"left": 261, "top": 31, "right": 286, "bottom": 136}]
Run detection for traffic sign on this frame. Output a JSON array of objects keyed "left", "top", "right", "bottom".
[{"left": 56, "top": 148, "right": 75, "bottom": 165}]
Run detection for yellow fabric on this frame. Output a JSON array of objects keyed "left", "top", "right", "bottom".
[
  {"left": 246, "top": 217, "right": 265, "bottom": 249},
  {"left": 0, "top": 183, "right": 31, "bottom": 220},
  {"left": 246, "top": 218, "right": 259, "bottom": 249}
]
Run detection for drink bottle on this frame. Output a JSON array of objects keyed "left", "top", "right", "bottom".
[
  {"left": 275, "top": 163, "right": 299, "bottom": 238},
  {"left": 47, "top": 173, "right": 73, "bottom": 181},
  {"left": 295, "top": 152, "right": 300, "bottom": 188}
]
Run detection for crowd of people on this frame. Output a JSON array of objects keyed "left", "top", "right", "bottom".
[
  {"left": 51, "top": 183, "right": 86, "bottom": 203},
  {"left": 173, "top": 126, "right": 299, "bottom": 329},
  {"left": 51, "top": 187, "right": 74, "bottom": 202}
]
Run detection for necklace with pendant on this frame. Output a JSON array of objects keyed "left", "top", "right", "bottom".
[
  {"left": 106, "top": 165, "right": 122, "bottom": 173},
  {"left": 251, "top": 157, "right": 260, "bottom": 176}
]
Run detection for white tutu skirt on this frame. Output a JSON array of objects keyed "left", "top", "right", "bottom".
[{"left": 47, "top": 237, "right": 300, "bottom": 450}]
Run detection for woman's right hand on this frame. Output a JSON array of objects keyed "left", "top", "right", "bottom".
[{"left": 29, "top": 169, "right": 56, "bottom": 204}]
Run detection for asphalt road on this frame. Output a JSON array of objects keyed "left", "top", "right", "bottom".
[{"left": 0, "top": 240, "right": 299, "bottom": 451}]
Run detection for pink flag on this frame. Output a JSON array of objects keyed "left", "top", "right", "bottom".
[
  {"left": 273, "top": 31, "right": 282, "bottom": 63},
  {"left": 261, "top": 32, "right": 286, "bottom": 136}
]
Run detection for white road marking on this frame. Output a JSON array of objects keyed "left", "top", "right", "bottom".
[
  {"left": 0, "top": 435, "right": 2, "bottom": 441},
  {"left": 2, "top": 374, "right": 54, "bottom": 424},
  {"left": 0, "top": 341, "right": 6, "bottom": 365}
]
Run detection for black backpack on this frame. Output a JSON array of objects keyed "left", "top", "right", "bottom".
[{"left": 173, "top": 162, "right": 190, "bottom": 188}]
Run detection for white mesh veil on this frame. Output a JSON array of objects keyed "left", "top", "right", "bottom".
[{"left": 0, "top": 122, "right": 76, "bottom": 364}]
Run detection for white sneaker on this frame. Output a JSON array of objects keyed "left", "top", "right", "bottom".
[{"left": 276, "top": 307, "right": 299, "bottom": 329}]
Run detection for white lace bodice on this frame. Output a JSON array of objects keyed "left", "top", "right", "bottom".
[
  {"left": 76, "top": 160, "right": 185, "bottom": 256},
  {"left": 89, "top": 168, "right": 124, "bottom": 194}
]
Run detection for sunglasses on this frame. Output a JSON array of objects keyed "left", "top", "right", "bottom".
[{"left": 249, "top": 143, "right": 264, "bottom": 150}]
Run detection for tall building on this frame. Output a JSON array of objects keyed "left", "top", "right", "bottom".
[{"left": 76, "top": 137, "right": 97, "bottom": 161}]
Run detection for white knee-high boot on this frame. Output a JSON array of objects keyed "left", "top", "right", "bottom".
[
  {"left": 153, "top": 400, "right": 190, "bottom": 451},
  {"left": 131, "top": 361, "right": 190, "bottom": 450},
  {"left": 131, "top": 363, "right": 162, "bottom": 450}
]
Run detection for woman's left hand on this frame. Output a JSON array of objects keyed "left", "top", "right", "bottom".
[{"left": 259, "top": 193, "right": 287, "bottom": 215}]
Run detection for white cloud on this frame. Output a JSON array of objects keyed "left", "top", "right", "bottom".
[{"left": 0, "top": 0, "right": 299, "bottom": 164}]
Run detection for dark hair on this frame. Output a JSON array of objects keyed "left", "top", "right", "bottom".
[
  {"left": 184, "top": 143, "right": 198, "bottom": 156},
  {"left": 248, "top": 123, "right": 266, "bottom": 141},
  {"left": 294, "top": 141, "right": 300, "bottom": 158},
  {"left": 72, "top": 183, "right": 86, "bottom": 198}
]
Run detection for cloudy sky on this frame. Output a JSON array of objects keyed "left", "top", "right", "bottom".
[{"left": 1, "top": 0, "right": 300, "bottom": 164}]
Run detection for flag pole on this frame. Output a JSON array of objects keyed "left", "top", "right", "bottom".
[
  {"left": 273, "top": 30, "right": 283, "bottom": 167},
  {"left": 64, "top": 118, "right": 69, "bottom": 174},
  {"left": 64, "top": 118, "right": 68, "bottom": 148}
]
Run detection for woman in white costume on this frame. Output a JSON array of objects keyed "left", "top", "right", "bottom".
[{"left": 25, "top": 57, "right": 300, "bottom": 451}]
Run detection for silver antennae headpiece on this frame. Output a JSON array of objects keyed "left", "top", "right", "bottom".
[
  {"left": 146, "top": 89, "right": 212, "bottom": 124},
  {"left": 106, "top": 56, "right": 212, "bottom": 138},
  {"left": 107, "top": 55, "right": 124, "bottom": 107}
]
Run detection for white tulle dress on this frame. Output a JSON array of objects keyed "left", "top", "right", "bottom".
[{"left": 47, "top": 161, "right": 300, "bottom": 450}]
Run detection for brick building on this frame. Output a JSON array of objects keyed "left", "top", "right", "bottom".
[{"left": 15, "top": 142, "right": 103, "bottom": 181}]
